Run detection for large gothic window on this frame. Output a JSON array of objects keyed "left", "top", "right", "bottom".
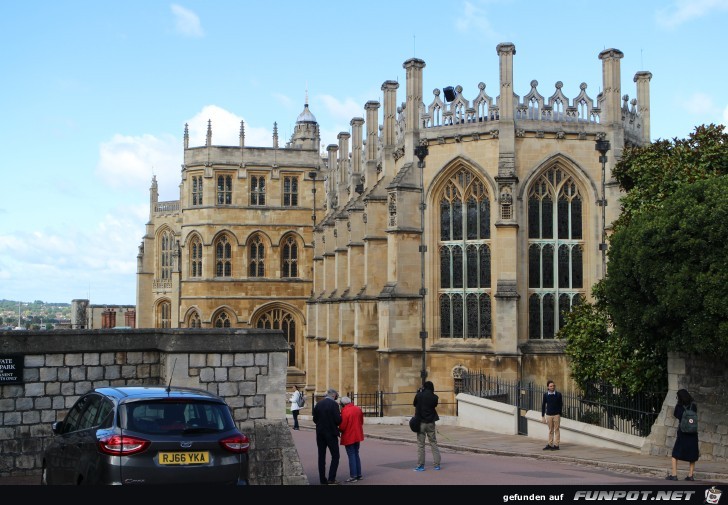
[
  {"left": 527, "top": 166, "right": 584, "bottom": 339},
  {"left": 160, "top": 230, "right": 175, "bottom": 280},
  {"left": 189, "top": 236, "right": 202, "bottom": 278},
  {"left": 249, "top": 235, "right": 265, "bottom": 277},
  {"left": 256, "top": 308, "right": 297, "bottom": 367},
  {"left": 437, "top": 169, "right": 492, "bottom": 339},
  {"left": 281, "top": 235, "right": 298, "bottom": 278},
  {"left": 215, "top": 235, "right": 232, "bottom": 277}
]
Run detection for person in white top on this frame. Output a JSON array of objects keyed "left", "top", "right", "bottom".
[{"left": 290, "top": 385, "right": 303, "bottom": 430}]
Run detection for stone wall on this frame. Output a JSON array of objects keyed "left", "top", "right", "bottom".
[
  {"left": 0, "top": 328, "right": 307, "bottom": 484},
  {"left": 641, "top": 353, "right": 728, "bottom": 462}
]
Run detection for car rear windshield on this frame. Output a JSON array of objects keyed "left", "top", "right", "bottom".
[{"left": 122, "top": 400, "right": 235, "bottom": 434}]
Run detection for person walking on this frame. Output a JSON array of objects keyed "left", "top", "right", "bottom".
[
  {"left": 338, "top": 396, "right": 364, "bottom": 482},
  {"left": 413, "top": 380, "right": 441, "bottom": 472},
  {"left": 666, "top": 388, "right": 700, "bottom": 481},
  {"left": 541, "top": 380, "right": 563, "bottom": 450},
  {"left": 312, "top": 388, "right": 342, "bottom": 485},
  {"left": 290, "top": 385, "right": 303, "bottom": 430}
]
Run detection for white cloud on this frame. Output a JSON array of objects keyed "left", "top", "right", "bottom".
[
  {"left": 171, "top": 4, "right": 204, "bottom": 38},
  {"left": 96, "top": 132, "right": 180, "bottom": 200},
  {"left": 185, "top": 105, "right": 272, "bottom": 148},
  {"left": 684, "top": 92, "right": 715, "bottom": 115},
  {"left": 317, "top": 94, "right": 363, "bottom": 124},
  {"left": 0, "top": 205, "right": 146, "bottom": 304},
  {"left": 454, "top": 0, "right": 500, "bottom": 39},
  {"left": 656, "top": 0, "right": 728, "bottom": 28}
]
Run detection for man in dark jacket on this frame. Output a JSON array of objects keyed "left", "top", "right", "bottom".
[
  {"left": 412, "top": 381, "right": 441, "bottom": 471},
  {"left": 541, "top": 380, "right": 563, "bottom": 450},
  {"left": 313, "top": 388, "right": 342, "bottom": 484}
]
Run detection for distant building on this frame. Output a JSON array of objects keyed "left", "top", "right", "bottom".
[
  {"left": 70, "top": 299, "right": 136, "bottom": 329},
  {"left": 135, "top": 43, "right": 651, "bottom": 397}
]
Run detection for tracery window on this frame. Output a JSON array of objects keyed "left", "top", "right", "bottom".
[
  {"left": 437, "top": 169, "right": 492, "bottom": 339},
  {"left": 191, "top": 175, "right": 203, "bottom": 206},
  {"left": 527, "top": 166, "right": 584, "bottom": 339},
  {"left": 189, "top": 236, "right": 202, "bottom": 278},
  {"left": 215, "top": 235, "right": 232, "bottom": 277},
  {"left": 158, "top": 301, "right": 171, "bottom": 328},
  {"left": 187, "top": 311, "right": 201, "bottom": 328},
  {"left": 249, "top": 235, "right": 265, "bottom": 277},
  {"left": 251, "top": 175, "right": 266, "bottom": 206},
  {"left": 283, "top": 176, "right": 298, "bottom": 207},
  {"left": 160, "top": 230, "right": 175, "bottom": 280},
  {"left": 256, "top": 309, "right": 296, "bottom": 366},
  {"left": 214, "top": 311, "right": 231, "bottom": 328},
  {"left": 217, "top": 174, "right": 232, "bottom": 205},
  {"left": 281, "top": 235, "right": 298, "bottom": 278}
]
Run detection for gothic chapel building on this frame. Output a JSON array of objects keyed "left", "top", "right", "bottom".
[{"left": 136, "top": 43, "right": 651, "bottom": 412}]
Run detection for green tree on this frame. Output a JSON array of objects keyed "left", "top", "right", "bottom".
[
  {"left": 559, "top": 124, "right": 728, "bottom": 391},
  {"left": 613, "top": 123, "right": 728, "bottom": 230},
  {"left": 604, "top": 175, "right": 728, "bottom": 360}
]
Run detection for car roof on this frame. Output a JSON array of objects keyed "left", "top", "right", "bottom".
[{"left": 91, "top": 386, "right": 225, "bottom": 402}]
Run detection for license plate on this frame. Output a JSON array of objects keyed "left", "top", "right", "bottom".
[{"left": 158, "top": 451, "right": 210, "bottom": 465}]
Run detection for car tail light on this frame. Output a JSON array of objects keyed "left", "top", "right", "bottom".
[
  {"left": 220, "top": 433, "right": 250, "bottom": 453},
  {"left": 98, "top": 435, "right": 150, "bottom": 456}
]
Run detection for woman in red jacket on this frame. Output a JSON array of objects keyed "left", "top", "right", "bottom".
[{"left": 339, "top": 396, "right": 364, "bottom": 482}]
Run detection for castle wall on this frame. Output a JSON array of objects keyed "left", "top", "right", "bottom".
[{"left": 0, "top": 328, "right": 307, "bottom": 484}]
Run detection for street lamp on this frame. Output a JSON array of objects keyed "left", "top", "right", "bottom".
[
  {"left": 595, "top": 138, "right": 610, "bottom": 278},
  {"left": 309, "top": 171, "right": 318, "bottom": 226},
  {"left": 414, "top": 143, "right": 429, "bottom": 386}
]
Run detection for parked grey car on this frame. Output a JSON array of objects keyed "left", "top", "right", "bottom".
[{"left": 41, "top": 386, "right": 250, "bottom": 485}]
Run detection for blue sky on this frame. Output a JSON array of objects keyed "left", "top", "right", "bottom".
[{"left": 1, "top": 0, "right": 727, "bottom": 306}]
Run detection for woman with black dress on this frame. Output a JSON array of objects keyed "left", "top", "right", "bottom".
[{"left": 666, "top": 388, "right": 699, "bottom": 481}]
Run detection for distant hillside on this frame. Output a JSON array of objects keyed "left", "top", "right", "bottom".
[{"left": 0, "top": 299, "right": 72, "bottom": 329}]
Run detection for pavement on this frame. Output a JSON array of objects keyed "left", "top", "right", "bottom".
[
  {"left": 294, "top": 415, "right": 728, "bottom": 484},
  {"left": 3, "top": 416, "right": 727, "bottom": 485}
]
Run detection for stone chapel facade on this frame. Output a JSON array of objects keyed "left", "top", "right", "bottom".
[{"left": 136, "top": 43, "right": 651, "bottom": 412}]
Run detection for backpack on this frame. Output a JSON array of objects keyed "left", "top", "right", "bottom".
[
  {"left": 679, "top": 403, "right": 698, "bottom": 434},
  {"left": 296, "top": 393, "right": 306, "bottom": 408}
]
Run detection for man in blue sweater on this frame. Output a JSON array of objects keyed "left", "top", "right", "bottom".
[{"left": 541, "top": 380, "right": 563, "bottom": 450}]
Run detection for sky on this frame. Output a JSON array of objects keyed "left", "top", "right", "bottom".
[{"left": 1, "top": 0, "right": 727, "bottom": 306}]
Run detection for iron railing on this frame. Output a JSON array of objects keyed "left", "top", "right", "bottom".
[
  {"left": 308, "top": 391, "right": 457, "bottom": 418},
  {"left": 457, "top": 372, "right": 665, "bottom": 437}
]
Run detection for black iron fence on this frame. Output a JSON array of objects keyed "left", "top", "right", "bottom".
[
  {"left": 457, "top": 372, "right": 665, "bottom": 437},
  {"left": 309, "top": 390, "right": 457, "bottom": 418}
]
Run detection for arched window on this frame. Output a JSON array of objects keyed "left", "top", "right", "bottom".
[
  {"left": 437, "top": 168, "right": 492, "bottom": 339},
  {"left": 217, "top": 174, "right": 232, "bottom": 205},
  {"left": 256, "top": 309, "right": 296, "bottom": 367},
  {"left": 215, "top": 235, "right": 232, "bottom": 277},
  {"left": 214, "top": 311, "right": 232, "bottom": 328},
  {"left": 158, "top": 301, "right": 171, "bottom": 328},
  {"left": 281, "top": 235, "right": 298, "bottom": 278},
  {"left": 187, "top": 311, "right": 201, "bottom": 328},
  {"left": 160, "top": 230, "right": 175, "bottom": 280},
  {"left": 527, "top": 166, "right": 584, "bottom": 339},
  {"left": 249, "top": 235, "right": 265, "bottom": 277},
  {"left": 189, "top": 236, "right": 202, "bottom": 278}
]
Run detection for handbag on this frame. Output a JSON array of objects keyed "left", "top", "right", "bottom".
[{"left": 409, "top": 414, "right": 421, "bottom": 433}]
